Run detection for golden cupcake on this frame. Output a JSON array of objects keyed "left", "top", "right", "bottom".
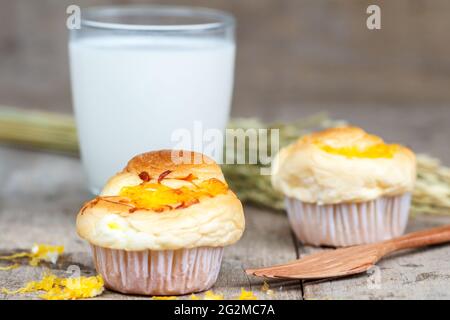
[
  {"left": 271, "top": 127, "right": 416, "bottom": 247},
  {"left": 76, "top": 150, "right": 245, "bottom": 295}
]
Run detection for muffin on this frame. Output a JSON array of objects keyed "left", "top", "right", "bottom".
[
  {"left": 271, "top": 127, "right": 416, "bottom": 247},
  {"left": 76, "top": 150, "right": 245, "bottom": 295}
]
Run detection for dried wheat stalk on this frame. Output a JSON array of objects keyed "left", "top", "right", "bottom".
[{"left": 1, "top": 107, "right": 449, "bottom": 216}]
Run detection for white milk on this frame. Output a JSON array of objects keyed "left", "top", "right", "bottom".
[{"left": 69, "top": 36, "right": 235, "bottom": 193}]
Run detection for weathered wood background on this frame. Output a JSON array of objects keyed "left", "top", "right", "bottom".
[
  {"left": 4, "top": 0, "right": 450, "bottom": 109},
  {"left": 1, "top": 0, "right": 450, "bottom": 299},
  {"left": 1, "top": 0, "right": 450, "bottom": 163}
]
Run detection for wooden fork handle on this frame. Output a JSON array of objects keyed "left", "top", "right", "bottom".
[{"left": 384, "top": 224, "right": 450, "bottom": 253}]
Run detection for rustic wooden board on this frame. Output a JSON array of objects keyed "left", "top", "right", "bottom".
[
  {"left": 298, "top": 215, "right": 450, "bottom": 300},
  {"left": 0, "top": 147, "right": 301, "bottom": 300}
]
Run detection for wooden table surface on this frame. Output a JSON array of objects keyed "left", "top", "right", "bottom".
[{"left": 1, "top": 146, "right": 450, "bottom": 300}]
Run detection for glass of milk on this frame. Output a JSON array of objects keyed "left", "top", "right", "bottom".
[{"left": 69, "top": 5, "right": 235, "bottom": 194}]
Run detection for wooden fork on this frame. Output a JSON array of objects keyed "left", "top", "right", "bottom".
[{"left": 246, "top": 224, "right": 450, "bottom": 279}]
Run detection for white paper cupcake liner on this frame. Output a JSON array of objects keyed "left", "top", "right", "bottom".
[
  {"left": 91, "top": 245, "right": 224, "bottom": 296},
  {"left": 285, "top": 193, "right": 411, "bottom": 247}
]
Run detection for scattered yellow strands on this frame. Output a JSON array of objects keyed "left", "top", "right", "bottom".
[
  {"left": 152, "top": 296, "right": 178, "bottom": 300},
  {"left": 203, "top": 290, "right": 224, "bottom": 300},
  {"left": 1, "top": 272, "right": 58, "bottom": 295},
  {"left": 42, "top": 275, "right": 104, "bottom": 300},
  {"left": 1, "top": 271, "right": 104, "bottom": 300},
  {"left": 0, "top": 252, "right": 29, "bottom": 260},
  {"left": 0, "top": 264, "right": 19, "bottom": 271},
  {"left": 261, "top": 281, "right": 275, "bottom": 296},
  {"left": 235, "top": 288, "right": 258, "bottom": 300},
  {"left": 0, "top": 244, "right": 64, "bottom": 267},
  {"left": 29, "top": 244, "right": 64, "bottom": 266},
  {"left": 187, "top": 289, "right": 258, "bottom": 300}
]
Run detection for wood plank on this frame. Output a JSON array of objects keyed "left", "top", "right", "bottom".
[
  {"left": 213, "top": 205, "right": 302, "bottom": 300},
  {"left": 298, "top": 215, "right": 450, "bottom": 300},
  {"left": 0, "top": 147, "right": 301, "bottom": 300},
  {"left": 5, "top": 0, "right": 450, "bottom": 120}
]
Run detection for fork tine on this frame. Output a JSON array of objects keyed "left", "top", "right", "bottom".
[
  {"left": 246, "top": 250, "right": 340, "bottom": 274},
  {"left": 253, "top": 262, "right": 374, "bottom": 279},
  {"left": 270, "top": 264, "right": 374, "bottom": 280},
  {"left": 246, "top": 251, "right": 351, "bottom": 275},
  {"left": 246, "top": 244, "right": 381, "bottom": 279}
]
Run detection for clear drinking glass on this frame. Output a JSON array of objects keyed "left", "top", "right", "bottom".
[{"left": 69, "top": 5, "right": 235, "bottom": 194}]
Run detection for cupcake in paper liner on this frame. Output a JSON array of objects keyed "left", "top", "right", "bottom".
[
  {"left": 76, "top": 150, "right": 245, "bottom": 295},
  {"left": 271, "top": 127, "right": 416, "bottom": 247}
]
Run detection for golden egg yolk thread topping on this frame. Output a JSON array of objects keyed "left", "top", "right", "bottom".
[
  {"left": 153, "top": 289, "right": 258, "bottom": 300},
  {"left": 0, "top": 264, "right": 19, "bottom": 271},
  {"left": 0, "top": 244, "right": 64, "bottom": 267},
  {"left": 1, "top": 271, "right": 104, "bottom": 300},
  {"left": 119, "top": 178, "right": 228, "bottom": 212},
  {"left": 316, "top": 143, "right": 399, "bottom": 159},
  {"left": 235, "top": 288, "right": 258, "bottom": 300}
]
